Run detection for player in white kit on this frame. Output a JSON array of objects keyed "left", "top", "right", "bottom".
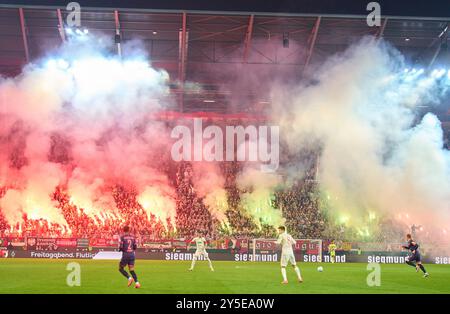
[
  {"left": 276, "top": 226, "right": 303, "bottom": 284},
  {"left": 188, "top": 232, "right": 214, "bottom": 271}
]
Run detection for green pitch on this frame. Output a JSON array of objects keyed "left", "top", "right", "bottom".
[{"left": 0, "top": 259, "right": 449, "bottom": 294}]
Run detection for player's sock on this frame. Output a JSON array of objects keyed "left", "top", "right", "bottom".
[
  {"left": 294, "top": 266, "right": 302, "bottom": 280},
  {"left": 418, "top": 264, "right": 427, "bottom": 274},
  {"left": 281, "top": 267, "right": 287, "bottom": 282},
  {"left": 130, "top": 270, "right": 138, "bottom": 283},
  {"left": 119, "top": 267, "right": 130, "bottom": 279},
  {"left": 207, "top": 258, "right": 214, "bottom": 270},
  {"left": 190, "top": 258, "right": 196, "bottom": 270},
  {"left": 406, "top": 261, "right": 416, "bottom": 268}
]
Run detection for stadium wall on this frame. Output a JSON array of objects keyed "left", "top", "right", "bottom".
[
  {"left": 3, "top": 249, "right": 450, "bottom": 264},
  {"left": 2, "top": 237, "right": 448, "bottom": 264}
]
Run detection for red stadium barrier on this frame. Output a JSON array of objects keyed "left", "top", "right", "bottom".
[{"left": 89, "top": 238, "right": 118, "bottom": 248}]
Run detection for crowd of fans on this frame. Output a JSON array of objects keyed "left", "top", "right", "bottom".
[
  {"left": 0, "top": 186, "right": 174, "bottom": 240},
  {"left": 175, "top": 162, "right": 214, "bottom": 238},
  {"left": 274, "top": 180, "right": 325, "bottom": 239},
  {"left": 0, "top": 159, "right": 325, "bottom": 240},
  {"left": 0, "top": 156, "right": 426, "bottom": 245},
  {"left": 221, "top": 161, "right": 261, "bottom": 237}
]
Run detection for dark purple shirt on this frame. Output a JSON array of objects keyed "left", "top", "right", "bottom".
[
  {"left": 403, "top": 239, "right": 419, "bottom": 253},
  {"left": 119, "top": 234, "right": 137, "bottom": 257}
]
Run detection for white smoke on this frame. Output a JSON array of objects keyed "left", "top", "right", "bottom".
[
  {"left": 0, "top": 34, "right": 175, "bottom": 225},
  {"left": 271, "top": 38, "right": 450, "bottom": 240}
]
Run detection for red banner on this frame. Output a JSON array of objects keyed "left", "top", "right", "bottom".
[
  {"left": 36, "top": 238, "right": 57, "bottom": 250},
  {"left": 235, "top": 239, "right": 250, "bottom": 251},
  {"left": 89, "top": 238, "right": 118, "bottom": 247},
  {"left": 254, "top": 239, "right": 277, "bottom": 251},
  {"left": 295, "top": 240, "right": 320, "bottom": 254},
  {"left": 7, "top": 237, "right": 26, "bottom": 247},
  {"left": 56, "top": 238, "right": 77, "bottom": 248},
  {"left": 37, "top": 238, "right": 56, "bottom": 246},
  {"left": 171, "top": 240, "right": 187, "bottom": 248},
  {"left": 253, "top": 239, "right": 321, "bottom": 254},
  {"left": 143, "top": 241, "right": 172, "bottom": 249},
  {"left": 26, "top": 237, "right": 37, "bottom": 249}
]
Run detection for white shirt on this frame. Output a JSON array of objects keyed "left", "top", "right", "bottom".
[
  {"left": 276, "top": 232, "right": 295, "bottom": 255},
  {"left": 192, "top": 237, "right": 206, "bottom": 251}
]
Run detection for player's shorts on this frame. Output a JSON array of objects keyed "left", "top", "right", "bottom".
[
  {"left": 193, "top": 250, "right": 209, "bottom": 259},
  {"left": 120, "top": 254, "right": 135, "bottom": 267},
  {"left": 330, "top": 252, "right": 336, "bottom": 257},
  {"left": 281, "top": 252, "right": 296, "bottom": 267},
  {"left": 407, "top": 252, "right": 421, "bottom": 262}
]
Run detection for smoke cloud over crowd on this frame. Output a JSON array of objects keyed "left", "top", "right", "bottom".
[
  {"left": 271, "top": 38, "right": 450, "bottom": 240},
  {"left": 0, "top": 34, "right": 449, "bottom": 243},
  {"left": 0, "top": 36, "right": 174, "bottom": 225}
]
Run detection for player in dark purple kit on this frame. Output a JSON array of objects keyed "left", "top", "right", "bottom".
[
  {"left": 118, "top": 226, "right": 141, "bottom": 288},
  {"left": 402, "top": 233, "right": 429, "bottom": 278}
]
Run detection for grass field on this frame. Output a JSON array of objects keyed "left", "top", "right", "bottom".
[{"left": 0, "top": 259, "right": 449, "bottom": 294}]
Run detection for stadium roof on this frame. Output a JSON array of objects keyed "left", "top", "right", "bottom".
[{"left": 0, "top": 0, "right": 449, "bottom": 122}]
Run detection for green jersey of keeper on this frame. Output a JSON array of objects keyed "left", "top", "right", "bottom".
[{"left": 328, "top": 241, "right": 337, "bottom": 263}]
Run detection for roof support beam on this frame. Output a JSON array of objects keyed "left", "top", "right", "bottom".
[
  {"left": 304, "top": 16, "right": 321, "bottom": 72},
  {"left": 428, "top": 23, "right": 449, "bottom": 68},
  {"left": 178, "top": 12, "right": 188, "bottom": 112},
  {"left": 56, "top": 8, "right": 66, "bottom": 42},
  {"left": 2, "top": 4, "right": 450, "bottom": 21},
  {"left": 179, "top": 12, "right": 188, "bottom": 83},
  {"left": 190, "top": 24, "right": 246, "bottom": 42},
  {"left": 243, "top": 14, "right": 254, "bottom": 63},
  {"left": 114, "top": 10, "right": 122, "bottom": 57},
  {"left": 18, "top": 8, "right": 30, "bottom": 63}
]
